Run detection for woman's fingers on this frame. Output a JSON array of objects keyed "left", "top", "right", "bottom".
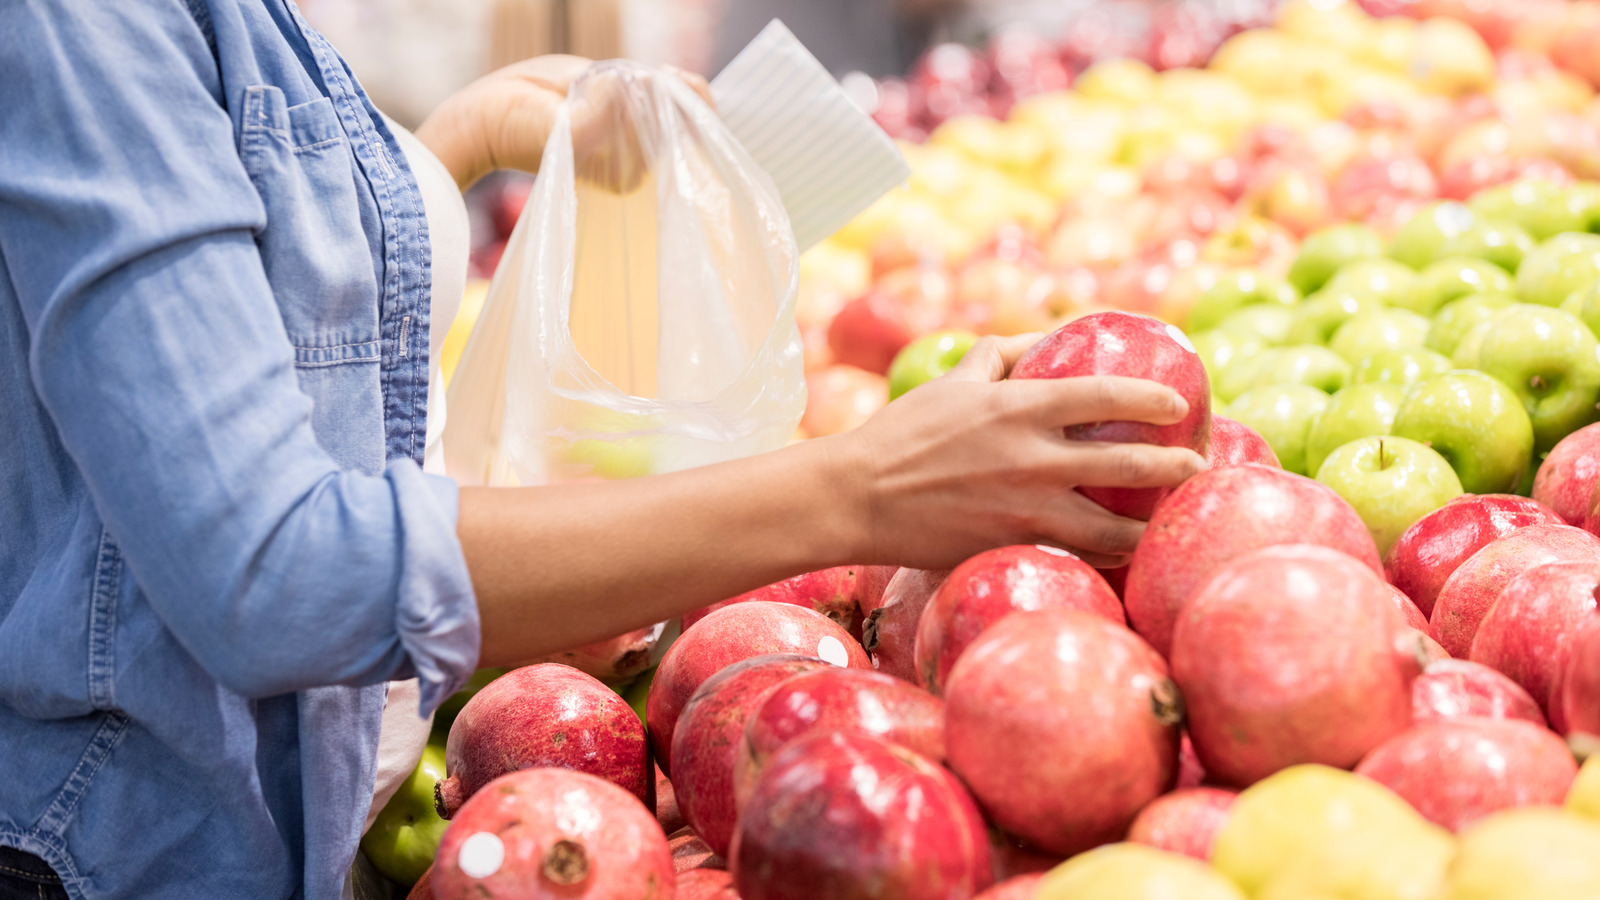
[
  {"left": 1009, "top": 375, "right": 1191, "bottom": 429},
  {"left": 1033, "top": 491, "right": 1148, "bottom": 562},
  {"left": 942, "top": 334, "right": 1044, "bottom": 383},
  {"left": 1058, "top": 441, "right": 1208, "bottom": 489}
]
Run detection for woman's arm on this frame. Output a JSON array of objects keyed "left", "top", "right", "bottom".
[{"left": 465, "top": 336, "right": 1204, "bottom": 668}]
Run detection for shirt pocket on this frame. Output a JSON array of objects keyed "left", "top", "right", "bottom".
[{"left": 238, "top": 84, "right": 382, "bottom": 365}]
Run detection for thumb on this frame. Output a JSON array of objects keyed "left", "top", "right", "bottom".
[{"left": 942, "top": 333, "right": 1044, "bottom": 383}]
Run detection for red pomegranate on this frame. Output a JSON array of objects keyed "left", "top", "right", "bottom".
[
  {"left": 1413, "top": 658, "right": 1547, "bottom": 726},
  {"left": 733, "top": 667, "right": 945, "bottom": 809},
  {"left": 1533, "top": 423, "right": 1600, "bottom": 525},
  {"left": 436, "top": 664, "right": 649, "bottom": 818},
  {"left": 1470, "top": 560, "right": 1600, "bottom": 729},
  {"left": 684, "top": 566, "right": 867, "bottom": 640},
  {"left": 914, "top": 545, "right": 1124, "bottom": 693},
  {"left": 1430, "top": 524, "right": 1600, "bottom": 659},
  {"left": 1126, "top": 787, "right": 1238, "bottom": 862},
  {"left": 1560, "top": 619, "right": 1600, "bottom": 738},
  {"left": 670, "top": 654, "right": 830, "bottom": 858},
  {"left": 668, "top": 827, "right": 722, "bottom": 874},
  {"left": 1355, "top": 718, "right": 1578, "bottom": 832},
  {"left": 432, "top": 768, "right": 673, "bottom": 899},
  {"left": 863, "top": 568, "right": 950, "bottom": 683},
  {"left": 973, "top": 874, "right": 1045, "bottom": 899},
  {"left": 677, "top": 868, "right": 739, "bottom": 899},
  {"left": 1207, "top": 415, "right": 1281, "bottom": 469},
  {"left": 655, "top": 765, "right": 684, "bottom": 835},
  {"left": 1172, "top": 545, "right": 1420, "bottom": 787},
  {"left": 944, "top": 608, "right": 1181, "bottom": 856},
  {"left": 730, "top": 732, "right": 993, "bottom": 900},
  {"left": 1124, "top": 464, "right": 1382, "bottom": 657},
  {"left": 1384, "top": 494, "right": 1562, "bottom": 618},
  {"left": 1009, "top": 311, "right": 1211, "bottom": 521},
  {"left": 646, "top": 601, "right": 870, "bottom": 774},
  {"left": 535, "top": 624, "right": 663, "bottom": 683},
  {"left": 1388, "top": 584, "right": 1431, "bottom": 632}
]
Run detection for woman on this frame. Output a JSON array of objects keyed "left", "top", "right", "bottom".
[{"left": 0, "top": 2, "right": 1204, "bottom": 898}]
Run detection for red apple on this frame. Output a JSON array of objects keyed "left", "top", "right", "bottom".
[
  {"left": 1534, "top": 423, "right": 1600, "bottom": 526},
  {"left": 1332, "top": 152, "right": 1439, "bottom": 223},
  {"left": 1124, "top": 464, "right": 1382, "bottom": 657},
  {"left": 1354, "top": 718, "right": 1577, "bottom": 832},
  {"left": 1009, "top": 311, "right": 1211, "bottom": 521},
  {"left": 1172, "top": 545, "right": 1421, "bottom": 787},
  {"left": 827, "top": 293, "right": 917, "bottom": 376},
  {"left": 1126, "top": 787, "right": 1238, "bottom": 862},
  {"left": 1430, "top": 524, "right": 1600, "bottom": 659},
  {"left": 1560, "top": 618, "right": 1600, "bottom": 739},
  {"left": 1207, "top": 415, "right": 1281, "bottom": 469},
  {"left": 685, "top": 567, "right": 866, "bottom": 640},
  {"left": 944, "top": 609, "right": 1181, "bottom": 856},
  {"left": 862, "top": 568, "right": 950, "bottom": 683},
  {"left": 1384, "top": 494, "right": 1564, "bottom": 619},
  {"left": 913, "top": 545, "right": 1124, "bottom": 693},
  {"left": 800, "top": 365, "right": 887, "bottom": 438},
  {"left": 1469, "top": 560, "right": 1600, "bottom": 730},
  {"left": 1413, "top": 658, "right": 1548, "bottom": 726}
]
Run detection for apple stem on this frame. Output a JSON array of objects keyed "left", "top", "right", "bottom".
[
  {"left": 1531, "top": 375, "right": 1547, "bottom": 392},
  {"left": 1376, "top": 438, "right": 1390, "bottom": 471}
]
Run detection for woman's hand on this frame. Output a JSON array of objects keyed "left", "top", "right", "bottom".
[
  {"left": 833, "top": 334, "right": 1208, "bottom": 569},
  {"left": 415, "top": 55, "right": 713, "bottom": 191}
]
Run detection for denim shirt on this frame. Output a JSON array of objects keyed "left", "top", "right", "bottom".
[{"left": 0, "top": 2, "right": 480, "bottom": 897}]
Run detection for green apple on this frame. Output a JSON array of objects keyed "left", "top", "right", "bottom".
[
  {"left": 1426, "top": 293, "right": 1513, "bottom": 356},
  {"left": 1397, "top": 256, "right": 1514, "bottom": 316},
  {"left": 620, "top": 664, "right": 654, "bottom": 723},
  {"left": 1443, "top": 218, "right": 1535, "bottom": 274},
  {"left": 1304, "top": 382, "right": 1406, "bottom": 478},
  {"left": 1188, "top": 269, "right": 1299, "bottom": 332},
  {"left": 1251, "top": 344, "right": 1353, "bottom": 394},
  {"left": 1190, "top": 329, "right": 1262, "bottom": 383},
  {"left": 1351, "top": 347, "right": 1453, "bottom": 386},
  {"left": 1329, "top": 309, "right": 1431, "bottom": 362},
  {"left": 1450, "top": 319, "right": 1495, "bottom": 369},
  {"left": 1515, "top": 232, "right": 1600, "bottom": 307},
  {"left": 1314, "top": 436, "right": 1464, "bottom": 555},
  {"left": 1322, "top": 258, "right": 1417, "bottom": 307},
  {"left": 887, "top": 330, "right": 978, "bottom": 400},
  {"left": 1286, "top": 290, "right": 1385, "bottom": 345},
  {"left": 1391, "top": 370, "right": 1536, "bottom": 494},
  {"left": 1217, "top": 303, "right": 1296, "bottom": 346},
  {"left": 1226, "top": 383, "right": 1332, "bottom": 476},
  {"left": 1474, "top": 305, "right": 1600, "bottom": 452},
  {"left": 1216, "top": 347, "right": 1279, "bottom": 403},
  {"left": 1387, "top": 200, "right": 1477, "bottom": 270},
  {"left": 1560, "top": 283, "right": 1600, "bottom": 339},
  {"left": 361, "top": 743, "right": 449, "bottom": 886},
  {"left": 1469, "top": 180, "right": 1598, "bottom": 241},
  {"left": 1289, "top": 223, "right": 1385, "bottom": 295}
]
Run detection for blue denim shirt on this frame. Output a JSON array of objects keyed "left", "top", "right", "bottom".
[{"left": 0, "top": 2, "right": 480, "bottom": 897}]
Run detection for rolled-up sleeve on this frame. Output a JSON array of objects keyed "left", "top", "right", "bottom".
[{"left": 0, "top": 0, "right": 478, "bottom": 711}]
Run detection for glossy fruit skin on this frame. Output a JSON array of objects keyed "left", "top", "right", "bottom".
[
  {"left": 670, "top": 654, "right": 829, "bottom": 858},
  {"left": 1206, "top": 415, "right": 1280, "bottom": 468},
  {"left": 1224, "top": 384, "right": 1329, "bottom": 476},
  {"left": 1474, "top": 305, "right": 1600, "bottom": 453},
  {"left": 1125, "top": 464, "right": 1382, "bottom": 657},
  {"left": 1126, "top": 787, "right": 1239, "bottom": 862},
  {"left": 1354, "top": 718, "right": 1578, "bottom": 833},
  {"left": 943, "top": 609, "right": 1180, "bottom": 856},
  {"left": 1303, "top": 383, "right": 1405, "bottom": 480},
  {"left": 1430, "top": 524, "right": 1600, "bottom": 659},
  {"left": 1390, "top": 370, "right": 1535, "bottom": 495},
  {"left": 437, "top": 664, "right": 650, "bottom": 818},
  {"left": 1560, "top": 619, "right": 1600, "bottom": 738},
  {"left": 1383, "top": 494, "right": 1563, "bottom": 618},
  {"left": 1534, "top": 422, "right": 1600, "bottom": 525},
  {"left": 1010, "top": 311, "right": 1210, "bottom": 520},
  {"left": 647, "top": 602, "right": 871, "bottom": 774},
  {"left": 734, "top": 667, "right": 944, "bottom": 811},
  {"left": 1188, "top": 269, "right": 1298, "bottom": 332},
  {"left": 827, "top": 292, "right": 916, "bottom": 375},
  {"left": 1313, "top": 435, "right": 1464, "bottom": 557},
  {"left": 432, "top": 769, "right": 673, "bottom": 900},
  {"left": 1413, "top": 658, "right": 1547, "bottom": 727},
  {"left": 362, "top": 743, "right": 448, "bottom": 886},
  {"left": 888, "top": 330, "right": 978, "bottom": 400},
  {"left": 914, "top": 545, "right": 1123, "bottom": 693},
  {"left": 1172, "top": 545, "right": 1419, "bottom": 788},
  {"left": 730, "top": 732, "right": 993, "bottom": 900},
  {"left": 1389, "top": 585, "right": 1430, "bottom": 632},
  {"left": 863, "top": 568, "right": 949, "bottom": 683},
  {"left": 1470, "top": 561, "right": 1600, "bottom": 731},
  {"left": 684, "top": 566, "right": 867, "bottom": 640}
]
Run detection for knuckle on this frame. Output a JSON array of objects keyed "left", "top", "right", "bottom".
[{"left": 1116, "top": 445, "right": 1152, "bottom": 483}]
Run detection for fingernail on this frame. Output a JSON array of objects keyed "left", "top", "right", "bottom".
[{"left": 1172, "top": 394, "right": 1190, "bottom": 417}]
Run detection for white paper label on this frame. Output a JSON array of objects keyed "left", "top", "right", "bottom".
[
  {"left": 458, "top": 831, "right": 506, "bottom": 879},
  {"left": 817, "top": 635, "right": 850, "bottom": 667}
]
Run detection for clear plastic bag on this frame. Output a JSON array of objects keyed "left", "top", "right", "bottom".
[{"left": 444, "top": 60, "right": 805, "bottom": 488}]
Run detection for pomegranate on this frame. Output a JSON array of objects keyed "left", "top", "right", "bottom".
[
  {"left": 1355, "top": 718, "right": 1578, "bottom": 832},
  {"left": 1207, "top": 415, "right": 1281, "bottom": 469},
  {"left": 535, "top": 623, "right": 664, "bottom": 683},
  {"left": 1533, "top": 423, "right": 1600, "bottom": 525},
  {"left": 670, "top": 654, "right": 829, "bottom": 858},
  {"left": 1470, "top": 560, "right": 1600, "bottom": 729},
  {"left": 1413, "top": 658, "right": 1547, "bottom": 726},
  {"left": 1430, "top": 524, "right": 1600, "bottom": 658},
  {"left": 974, "top": 874, "right": 1044, "bottom": 899},
  {"left": 863, "top": 568, "right": 950, "bottom": 683},
  {"left": 436, "top": 664, "right": 649, "bottom": 818},
  {"left": 684, "top": 567, "right": 866, "bottom": 640},
  {"left": 1388, "top": 584, "right": 1431, "bottom": 632},
  {"left": 1172, "top": 545, "right": 1420, "bottom": 787},
  {"left": 646, "top": 601, "right": 870, "bottom": 774},
  {"left": 854, "top": 565, "right": 898, "bottom": 616},
  {"left": 668, "top": 827, "right": 723, "bottom": 874},
  {"left": 1384, "top": 494, "right": 1562, "bottom": 618},
  {"left": 1009, "top": 311, "right": 1211, "bottom": 521},
  {"left": 1126, "top": 787, "right": 1239, "bottom": 861},
  {"left": 914, "top": 545, "right": 1124, "bottom": 693},
  {"left": 1177, "top": 733, "right": 1207, "bottom": 789},
  {"left": 432, "top": 769, "right": 673, "bottom": 899},
  {"left": 1124, "top": 464, "right": 1382, "bottom": 657},
  {"left": 734, "top": 667, "right": 945, "bottom": 809},
  {"left": 655, "top": 765, "right": 684, "bottom": 835},
  {"left": 944, "top": 609, "right": 1181, "bottom": 856},
  {"left": 730, "top": 732, "right": 992, "bottom": 900},
  {"left": 677, "top": 868, "right": 739, "bottom": 899},
  {"left": 1560, "top": 619, "right": 1600, "bottom": 739}
]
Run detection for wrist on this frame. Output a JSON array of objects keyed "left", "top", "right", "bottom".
[{"left": 794, "top": 432, "right": 879, "bottom": 566}]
